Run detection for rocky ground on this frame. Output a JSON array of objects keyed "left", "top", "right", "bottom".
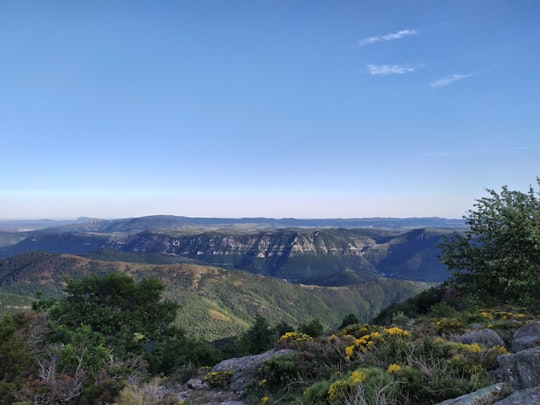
[{"left": 174, "top": 319, "right": 540, "bottom": 404}]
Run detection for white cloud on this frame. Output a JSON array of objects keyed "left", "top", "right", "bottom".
[
  {"left": 367, "top": 64, "right": 417, "bottom": 76},
  {"left": 429, "top": 74, "right": 473, "bottom": 88},
  {"left": 358, "top": 29, "right": 417, "bottom": 46}
]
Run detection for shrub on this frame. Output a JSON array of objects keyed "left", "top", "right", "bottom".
[
  {"left": 303, "top": 380, "right": 331, "bottom": 404},
  {"left": 327, "top": 367, "right": 397, "bottom": 405},
  {"left": 203, "top": 370, "right": 233, "bottom": 389}
]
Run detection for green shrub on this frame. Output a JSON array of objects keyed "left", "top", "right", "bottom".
[
  {"left": 303, "top": 380, "right": 331, "bottom": 404},
  {"left": 429, "top": 302, "right": 458, "bottom": 318}
]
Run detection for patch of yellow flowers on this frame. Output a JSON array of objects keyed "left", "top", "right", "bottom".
[
  {"left": 387, "top": 363, "right": 402, "bottom": 374},
  {"left": 279, "top": 331, "right": 313, "bottom": 345},
  {"left": 343, "top": 326, "right": 409, "bottom": 360},
  {"left": 327, "top": 369, "right": 368, "bottom": 401}
]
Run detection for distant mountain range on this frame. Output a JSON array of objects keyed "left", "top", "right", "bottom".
[
  {"left": 0, "top": 215, "right": 466, "bottom": 233},
  {"left": 0, "top": 215, "right": 463, "bottom": 284}
]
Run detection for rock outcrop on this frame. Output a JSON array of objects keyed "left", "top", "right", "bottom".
[
  {"left": 210, "top": 349, "right": 295, "bottom": 393},
  {"left": 491, "top": 347, "right": 540, "bottom": 390},
  {"left": 493, "top": 386, "right": 540, "bottom": 404},
  {"left": 439, "top": 317, "right": 540, "bottom": 404},
  {"left": 436, "top": 383, "right": 513, "bottom": 405},
  {"left": 511, "top": 320, "right": 540, "bottom": 352},
  {"left": 454, "top": 329, "right": 505, "bottom": 348}
]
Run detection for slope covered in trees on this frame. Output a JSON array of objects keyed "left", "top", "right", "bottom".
[{"left": 0, "top": 252, "right": 431, "bottom": 340}]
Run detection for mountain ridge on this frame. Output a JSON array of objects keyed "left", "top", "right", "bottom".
[
  {"left": 0, "top": 215, "right": 467, "bottom": 233},
  {"left": 0, "top": 227, "right": 453, "bottom": 283}
]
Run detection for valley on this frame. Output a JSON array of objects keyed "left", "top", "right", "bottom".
[{"left": 0, "top": 215, "right": 456, "bottom": 340}]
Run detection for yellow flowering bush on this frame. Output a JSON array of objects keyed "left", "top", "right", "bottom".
[
  {"left": 387, "top": 363, "right": 401, "bottom": 374},
  {"left": 341, "top": 325, "right": 412, "bottom": 361},
  {"left": 435, "top": 317, "right": 464, "bottom": 334},
  {"left": 468, "top": 307, "right": 529, "bottom": 326},
  {"left": 327, "top": 367, "right": 395, "bottom": 404},
  {"left": 344, "top": 331, "right": 385, "bottom": 360},
  {"left": 203, "top": 370, "right": 233, "bottom": 388},
  {"left": 278, "top": 331, "right": 313, "bottom": 348},
  {"left": 384, "top": 327, "right": 410, "bottom": 337},
  {"left": 327, "top": 369, "right": 367, "bottom": 401}
]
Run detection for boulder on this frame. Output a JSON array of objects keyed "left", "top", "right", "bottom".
[
  {"left": 454, "top": 329, "right": 505, "bottom": 348},
  {"left": 186, "top": 378, "right": 209, "bottom": 390},
  {"left": 436, "top": 383, "right": 513, "bottom": 405},
  {"left": 511, "top": 320, "right": 540, "bottom": 352},
  {"left": 490, "top": 346, "right": 540, "bottom": 389},
  {"left": 493, "top": 386, "right": 540, "bottom": 404},
  {"left": 210, "top": 349, "right": 295, "bottom": 393}
]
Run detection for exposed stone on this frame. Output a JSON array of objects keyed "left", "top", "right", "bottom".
[
  {"left": 210, "top": 349, "right": 295, "bottom": 393},
  {"left": 493, "top": 386, "right": 540, "bottom": 404},
  {"left": 454, "top": 329, "right": 505, "bottom": 348},
  {"left": 490, "top": 347, "right": 540, "bottom": 389},
  {"left": 436, "top": 383, "right": 513, "bottom": 405},
  {"left": 186, "top": 378, "right": 209, "bottom": 390},
  {"left": 511, "top": 320, "right": 540, "bottom": 352}
]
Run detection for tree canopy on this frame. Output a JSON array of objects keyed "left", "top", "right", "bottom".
[
  {"left": 438, "top": 179, "right": 540, "bottom": 309},
  {"left": 47, "top": 272, "right": 178, "bottom": 356}
]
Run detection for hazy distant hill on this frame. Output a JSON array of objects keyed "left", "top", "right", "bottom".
[
  {"left": 1, "top": 215, "right": 466, "bottom": 234},
  {"left": 0, "top": 227, "right": 454, "bottom": 283},
  {"left": 0, "top": 252, "right": 432, "bottom": 340}
]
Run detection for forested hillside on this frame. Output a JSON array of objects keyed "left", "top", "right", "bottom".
[{"left": 0, "top": 252, "right": 431, "bottom": 340}]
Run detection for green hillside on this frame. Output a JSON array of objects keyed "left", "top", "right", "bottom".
[{"left": 0, "top": 252, "right": 431, "bottom": 340}]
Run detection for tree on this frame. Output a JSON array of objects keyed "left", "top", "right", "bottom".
[
  {"left": 240, "top": 315, "right": 275, "bottom": 355},
  {"left": 299, "top": 318, "right": 324, "bottom": 338},
  {"left": 339, "top": 313, "right": 360, "bottom": 329},
  {"left": 438, "top": 180, "right": 540, "bottom": 309},
  {"left": 46, "top": 272, "right": 178, "bottom": 356}
]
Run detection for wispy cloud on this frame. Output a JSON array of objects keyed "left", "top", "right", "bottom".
[
  {"left": 429, "top": 74, "right": 473, "bottom": 88},
  {"left": 358, "top": 29, "right": 417, "bottom": 46},
  {"left": 367, "top": 64, "right": 417, "bottom": 76}
]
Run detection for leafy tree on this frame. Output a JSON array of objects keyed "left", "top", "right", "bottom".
[
  {"left": 146, "top": 328, "right": 222, "bottom": 377},
  {"left": 45, "top": 272, "right": 178, "bottom": 356},
  {"left": 299, "top": 318, "right": 324, "bottom": 338},
  {"left": 273, "top": 320, "right": 295, "bottom": 337},
  {"left": 240, "top": 315, "right": 275, "bottom": 355},
  {"left": 0, "top": 313, "right": 34, "bottom": 404},
  {"left": 339, "top": 313, "right": 360, "bottom": 329},
  {"left": 438, "top": 180, "right": 540, "bottom": 309}
]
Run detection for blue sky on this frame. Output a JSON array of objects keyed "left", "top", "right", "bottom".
[{"left": 1, "top": 0, "right": 539, "bottom": 219}]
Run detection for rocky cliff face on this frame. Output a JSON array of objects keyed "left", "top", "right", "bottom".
[
  {"left": 0, "top": 227, "right": 451, "bottom": 285},
  {"left": 114, "top": 228, "right": 449, "bottom": 284}
]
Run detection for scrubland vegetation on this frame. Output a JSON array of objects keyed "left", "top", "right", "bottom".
[{"left": 0, "top": 180, "right": 538, "bottom": 404}]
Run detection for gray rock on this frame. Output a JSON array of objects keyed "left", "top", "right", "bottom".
[
  {"left": 211, "top": 349, "right": 295, "bottom": 393},
  {"left": 493, "top": 386, "right": 540, "bottom": 404},
  {"left": 491, "top": 346, "right": 540, "bottom": 389},
  {"left": 455, "top": 329, "right": 505, "bottom": 348},
  {"left": 512, "top": 320, "right": 540, "bottom": 352},
  {"left": 186, "top": 378, "right": 209, "bottom": 390},
  {"left": 436, "top": 383, "right": 513, "bottom": 405}
]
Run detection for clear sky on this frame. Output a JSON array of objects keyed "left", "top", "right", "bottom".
[{"left": 1, "top": 0, "right": 539, "bottom": 220}]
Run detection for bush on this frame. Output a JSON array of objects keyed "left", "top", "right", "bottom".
[{"left": 438, "top": 180, "right": 540, "bottom": 310}]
